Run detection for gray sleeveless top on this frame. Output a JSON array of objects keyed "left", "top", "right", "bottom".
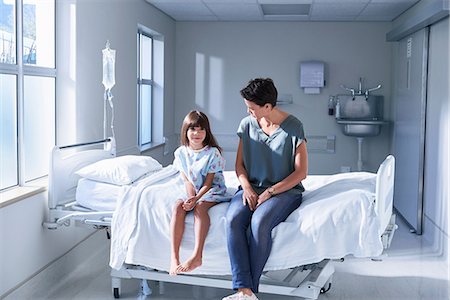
[{"left": 237, "top": 114, "right": 306, "bottom": 195}]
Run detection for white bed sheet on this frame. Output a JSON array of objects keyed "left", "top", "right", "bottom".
[
  {"left": 75, "top": 169, "right": 165, "bottom": 211},
  {"left": 109, "top": 167, "right": 383, "bottom": 275},
  {"left": 76, "top": 178, "right": 122, "bottom": 211}
]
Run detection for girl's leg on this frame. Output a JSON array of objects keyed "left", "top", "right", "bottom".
[
  {"left": 170, "top": 199, "right": 187, "bottom": 275},
  {"left": 177, "top": 201, "right": 217, "bottom": 273},
  {"left": 225, "top": 190, "right": 254, "bottom": 291},
  {"left": 249, "top": 192, "right": 302, "bottom": 292}
]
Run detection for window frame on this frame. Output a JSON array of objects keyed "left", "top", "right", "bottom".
[
  {"left": 137, "top": 30, "right": 154, "bottom": 151},
  {"left": 0, "top": 0, "right": 56, "bottom": 191}
]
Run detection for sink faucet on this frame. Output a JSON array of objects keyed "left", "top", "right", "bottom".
[
  {"left": 358, "top": 77, "right": 363, "bottom": 95},
  {"left": 364, "top": 84, "right": 382, "bottom": 100},
  {"left": 340, "top": 84, "right": 355, "bottom": 100}
]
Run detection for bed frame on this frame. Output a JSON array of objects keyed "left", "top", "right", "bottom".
[
  {"left": 43, "top": 138, "right": 397, "bottom": 300},
  {"left": 43, "top": 138, "right": 116, "bottom": 230}
]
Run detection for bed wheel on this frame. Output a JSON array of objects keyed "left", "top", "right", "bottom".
[
  {"left": 113, "top": 287, "right": 120, "bottom": 298},
  {"left": 320, "top": 278, "right": 332, "bottom": 294},
  {"left": 320, "top": 282, "right": 331, "bottom": 294}
]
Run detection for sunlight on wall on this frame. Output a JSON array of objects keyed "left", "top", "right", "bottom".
[
  {"left": 208, "top": 56, "right": 224, "bottom": 121},
  {"left": 195, "top": 53, "right": 225, "bottom": 120},
  {"left": 195, "top": 53, "right": 205, "bottom": 108},
  {"left": 57, "top": 2, "right": 77, "bottom": 145},
  {"left": 70, "top": 4, "right": 76, "bottom": 82},
  {"left": 67, "top": 3, "right": 77, "bottom": 142}
]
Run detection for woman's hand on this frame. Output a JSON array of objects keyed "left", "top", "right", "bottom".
[
  {"left": 242, "top": 187, "right": 258, "bottom": 211},
  {"left": 182, "top": 196, "right": 197, "bottom": 211},
  {"left": 256, "top": 189, "right": 271, "bottom": 208}
]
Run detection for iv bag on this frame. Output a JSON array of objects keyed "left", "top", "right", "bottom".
[{"left": 102, "top": 47, "right": 116, "bottom": 90}]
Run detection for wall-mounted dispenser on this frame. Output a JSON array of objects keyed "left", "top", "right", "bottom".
[
  {"left": 277, "top": 93, "right": 293, "bottom": 105},
  {"left": 300, "top": 61, "right": 325, "bottom": 94}
]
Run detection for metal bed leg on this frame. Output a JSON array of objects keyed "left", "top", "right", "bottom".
[
  {"left": 288, "top": 260, "right": 334, "bottom": 299},
  {"left": 111, "top": 276, "right": 121, "bottom": 299},
  {"left": 159, "top": 281, "right": 165, "bottom": 294}
]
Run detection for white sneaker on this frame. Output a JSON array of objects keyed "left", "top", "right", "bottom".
[
  {"left": 243, "top": 293, "right": 258, "bottom": 300},
  {"left": 222, "top": 291, "right": 259, "bottom": 300}
]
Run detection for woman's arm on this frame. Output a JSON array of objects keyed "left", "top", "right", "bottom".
[
  {"left": 235, "top": 139, "right": 259, "bottom": 210},
  {"left": 235, "top": 139, "right": 252, "bottom": 190},
  {"left": 257, "top": 141, "right": 308, "bottom": 206}
]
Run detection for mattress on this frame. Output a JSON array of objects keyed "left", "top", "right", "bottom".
[{"left": 106, "top": 167, "right": 383, "bottom": 275}]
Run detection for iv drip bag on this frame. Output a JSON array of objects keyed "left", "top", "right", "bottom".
[{"left": 102, "top": 47, "right": 116, "bottom": 90}]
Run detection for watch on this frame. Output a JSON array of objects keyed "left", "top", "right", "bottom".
[{"left": 267, "top": 186, "right": 275, "bottom": 196}]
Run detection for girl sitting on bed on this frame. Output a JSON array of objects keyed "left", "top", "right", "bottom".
[{"left": 170, "top": 110, "right": 229, "bottom": 275}]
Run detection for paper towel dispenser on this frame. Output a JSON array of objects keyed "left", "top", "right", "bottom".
[{"left": 300, "top": 61, "right": 325, "bottom": 94}]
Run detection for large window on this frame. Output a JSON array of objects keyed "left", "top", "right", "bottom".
[{"left": 0, "top": 0, "right": 55, "bottom": 190}]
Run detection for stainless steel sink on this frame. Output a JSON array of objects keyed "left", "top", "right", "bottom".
[{"left": 336, "top": 118, "right": 388, "bottom": 137}]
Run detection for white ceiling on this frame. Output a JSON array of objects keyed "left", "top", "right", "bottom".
[{"left": 146, "top": 0, "right": 420, "bottom": 22}]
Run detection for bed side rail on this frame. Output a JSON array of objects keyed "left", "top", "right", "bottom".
[
  {"left": 44, "top": 208, "right": 113, "bottom": 229},
  {"left": 381, "top": 214, "right": 397, "bottom": 249},
  {"left": 375, "top": 155, "right": 395, "bottom": 235}
]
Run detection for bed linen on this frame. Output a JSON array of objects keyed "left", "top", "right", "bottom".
[
  {"left": 109, "top": 167, "right": 382, "bottom": 275},
  {"left": 76, "top": 178, "right": 122, "bottom": 211},
  {"left": 75, "top": 169, "right": 164, "bottom": 211}
]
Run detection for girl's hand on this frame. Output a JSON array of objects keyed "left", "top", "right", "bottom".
[
  {"left": 256, "top": 189, "right": 271, "bottom": 208},
  {"left": 242, "top": 187, "right": 258, "bottom": 211},
  {"left": 182, "top": 196, "right": 197, "bottom": 211}
]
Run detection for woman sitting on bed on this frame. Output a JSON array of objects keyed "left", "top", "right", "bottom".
[
  {"left": 170, "top": 110, "right": 230, "bottom": 275},
  {"left": 223, "top": 78, "right": 308, "bottom": 300}
]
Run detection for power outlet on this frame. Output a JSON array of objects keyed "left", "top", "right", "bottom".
[{"left": 340, "top": 166, "right": 351, "bottom": 173}]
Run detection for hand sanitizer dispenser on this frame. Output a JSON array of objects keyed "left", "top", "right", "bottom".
[{"left": 300, "top": 61, "right": 325, "bottom": 94}]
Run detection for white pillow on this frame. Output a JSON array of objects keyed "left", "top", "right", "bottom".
[{"left": 76, "top": 155, "right": 162, "bottom": 185}]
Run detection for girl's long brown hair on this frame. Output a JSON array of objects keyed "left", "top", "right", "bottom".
[{"left": 180, "top": 110, "right": 222, "bottom": 153}]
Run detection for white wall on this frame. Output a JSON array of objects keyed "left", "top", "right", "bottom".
[
  {"left": 0, "top": 193, "right": 94, "bottom": 297},
  {"left": 174, "top": 21, "right": 393, "bottom": 174},
  {"left": 57, "top": 0, "right": 176, "bottom": 165},
  {"left": 0, "top": 0, "right": 175, "bottom": 297}
]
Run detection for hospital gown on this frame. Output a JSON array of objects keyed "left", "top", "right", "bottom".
[{"left": 173, "top": 145, "right": 229, "bottom": 202}]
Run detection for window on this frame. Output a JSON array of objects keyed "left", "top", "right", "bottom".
[
  {"left": 137, "top": 27, "right": 164, "bottom": 151},
  {"left": 0, "top": 0, "right": 55, "bottom": 191},
  {"left": 138, "top": 32, "right": 153, "bottom": 148}
]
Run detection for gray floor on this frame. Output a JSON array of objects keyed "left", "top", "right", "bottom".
[{"left": 6, "top": 218, "right": 449, "bottom": 300}]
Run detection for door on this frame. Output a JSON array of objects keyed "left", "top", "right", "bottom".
[{"left": 392, "top": 28, "right": 428, "bottom": 234}]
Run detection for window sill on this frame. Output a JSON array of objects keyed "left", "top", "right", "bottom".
[
  {"left": 0, "top": 178, "right": 48, "bottom": 208},
  {"left": 140, "top": 141, "right": 165, "bottom": 152}
]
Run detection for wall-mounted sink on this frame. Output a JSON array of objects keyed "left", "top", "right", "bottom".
[
  {"left": 332, "top": 94, "right": 388, "bottom": 171},
  {"left": 336, "top": 118, "right": 388, "bottom": 137}
]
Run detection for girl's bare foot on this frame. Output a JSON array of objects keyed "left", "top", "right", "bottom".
[
  {"left": 176, "top": 256, "right": 202, "bottom": 273},
  {"left": 169, "top": 258, "right": 181, "bottom": 275}
]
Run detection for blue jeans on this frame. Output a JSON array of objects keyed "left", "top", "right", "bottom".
[{"left": 225, "top": 189, "right": 302, "bottom": 293}]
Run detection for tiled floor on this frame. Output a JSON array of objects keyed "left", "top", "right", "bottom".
[{"left": 6, "top": 217, "right": 449, "bottom": 300}]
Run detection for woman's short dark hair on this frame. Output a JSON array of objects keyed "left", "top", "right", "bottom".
[
  {"left": 180, "top": 110, "right": 222, "bottom": 153},
  {"left": 240, "top": 78, "right": 278, "bottom": 107}
]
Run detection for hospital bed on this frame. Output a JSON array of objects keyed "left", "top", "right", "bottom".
[{"left": 44, "top": 137, "right": 397, "bottom": 300}]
